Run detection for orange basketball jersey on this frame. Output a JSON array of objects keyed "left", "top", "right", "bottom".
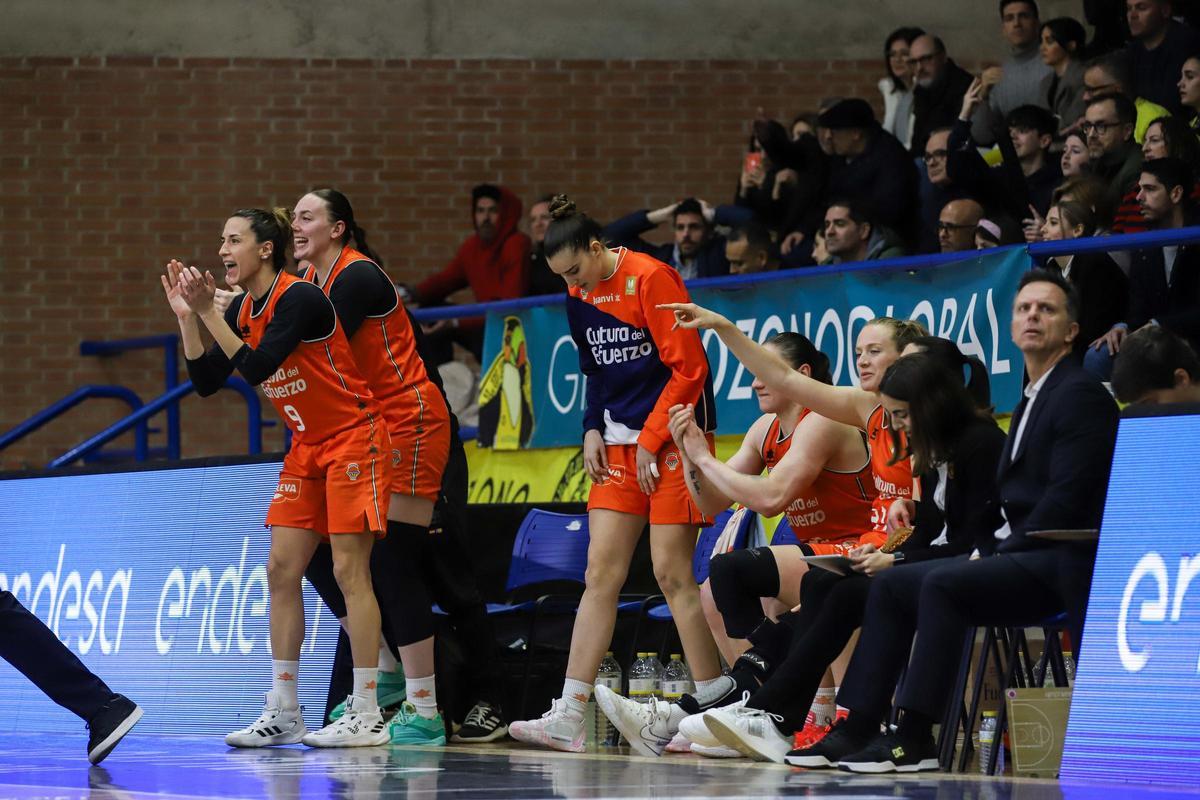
[
  {"left": 302, "top": 248, "right": 450, "bottom": 432},
  {"left": 759, "top": 410, "right": 875, "bottom": 541},
  {"left": 865, "top": 403, "right": 914, "bottom": 534},
  {"left": 236, "top": 270, "right": 380, "bottom": 444}
]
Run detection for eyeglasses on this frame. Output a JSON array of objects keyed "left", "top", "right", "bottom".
[
  {"left": 1080, "top": 120, "right": 1122, "bottom": 136},
  {"left": 907, "top": 53, "right": 939, "bottom": 67},
  {"left": 923, "top": 149, "right": 949, "bottom": 163},
  {"left": 937, "top": 221, "right": 976, "bottom": 233}
]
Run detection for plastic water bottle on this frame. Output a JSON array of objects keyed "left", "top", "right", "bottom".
[
  {"left": 646, "top": 652, "right": 665, "bottom": 699},
  {"left": 584, "top": 693, "right": 598, "bottom": 749},
  {"left": 978, "top": 711, "right": 1006, "bottom": 774},
  {"left": 595, "top": 651, "right": 622, "bottom": 745},
  {"left": 1062, "top": 651, "right": 1076, "bottom": 687},
  {"left": 629, "top": 652, "right": 655, "bottom": 703},
  {"left": 662, "top": 654, "right": 694, "bottom": 701}
]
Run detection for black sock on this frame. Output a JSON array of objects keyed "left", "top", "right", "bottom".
[
  {"left": 842, "top": 710, "right": 879, "bottom": 739},
  {"left": 897, "top": 709, "right": 935, "bottom": 741}
]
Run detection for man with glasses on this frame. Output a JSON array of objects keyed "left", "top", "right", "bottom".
[
  {"left": 970, "top": 0, "right": 1054, "bottom": 147},
  {"left": 1083, "top": 92, "right": 1147, "bottom": 232},
  {"left": 1081, "top": 51, "right": 1169, "bottom": 143},
  {"left": 908, "top": 34, "right": 974, "bottom": 157},
  {"left": 937, "top": 198, "right": 986, "bottom": 253}
]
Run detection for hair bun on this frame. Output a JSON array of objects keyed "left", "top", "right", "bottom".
[
  {"left": 549, "top": 194, "right": 577, "bottom": 221},
  {"left": 271, "top": 206, "right": 293, "bottom": 229}
]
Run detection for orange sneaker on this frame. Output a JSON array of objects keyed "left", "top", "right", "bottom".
[{"left": 792, "top": 708, "right": 848, "bottom": 751}]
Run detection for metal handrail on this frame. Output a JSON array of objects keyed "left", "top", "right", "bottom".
[
  {"left": 47, "top": 378, "right": 265, "bottom": 469},
  {"left": 81, "top": 335, "right": 182, "bottom": 459},
  {"left": 0, "top": 386, "right": 147, "bottom": 458}
]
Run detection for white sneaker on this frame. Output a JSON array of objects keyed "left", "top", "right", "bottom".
[
  {"left": 301, "top": 695, "right": 389, "bottom": 748},
  {"left": 677, "top": 694, "right": 749, "bottom": 748},
  {"left": 703, "top": 704, "right": 791, "bottom": 764},
  {"left": 691, "top": 742, "right": 743, "bottom": 758},
  {"left": 225, "top": 692, "right": 307, "bottom": 748},
  {"left": 664, "top": 732, "right": 691, "bottom": 753},
  {"left": 507, "top": 699, "right": 585, "bottom": 753},
  {"left": 593, "top": 685, "right": 675, "bottom": 758}
]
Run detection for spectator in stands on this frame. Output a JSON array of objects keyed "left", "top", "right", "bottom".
[
  {"left": 1087, "top": 157, "right": 1200, "bottom": 377},
  {"left": 1081, "top": 52, "right": 1169, "bottom": 143},
  {"left": 971, "top": 1, "right": 1054, "bottom": 147},
  {"left": 1041, "top": 200, "right": 1129, "bottom": 360},
  {"left": 909, "top": 34, "right": 975, "bottom": 157},
  {"left": 1126, "top": 0, "right": 1200, "bottom": 113},
  {"left": 938, "top": 198, "right": 986, "bottom": 253},
  {"left": 817, "top": 98, "right": 920, "bottom": 246},
  {"left": 725, "top": 221, "right": 779, "bottom": 275},
  {"left": 1053, "top": 173, "right": 1115, "bottom": 226},
  {"left": 879, "top": 27, "right": 926, "bottom": 150},
  {"left": 1039, "top": 16, "right": 1089, "bottom": 134},
  {"left": 1007, "top": 104, "right": 1065, "bottom": 213},
  {"left": 604, "top": 197, "right": 750, "bottom": 280},
  {"left": 1083, "top": 92, "right": 1145, "bottom": 230},
  {"left": 1178, "top": 53, "right": 1200, "bottom": 127},
  {"left": 1143, "top": 115, "right": 1200, "bottom": 176},
  {"left": 800, "top": 270, "right": 1119, "bottom": 773},
  {"left": 791, "top": 112, "right": 819, "bottom": 141},
  {"left": 526, "top": 194, "right": 562, "bottom": 296},
  {"left": 975, "top": 215, "right": 1024, "bottom": 248},
  {"left": 412, "top": 184, "right": 531, "bottom": 361},
  {"left": 1085, "top": 0, "right": 1131, "bottom": 55},
  {"left": 821, "top": 199, "right": 907, "bottom": 265},
  {"left": 1061, "top": 131, "right": 1092, "bottom": 177},
  {"left": 919, "top": 127, "right": 967, "bottom": 251},
  {"left": 1112, "top": 325, "right": 1200, "bottom": 404},
  {"left": 743, "top": 117, "right": 828, "bottom": 249}
]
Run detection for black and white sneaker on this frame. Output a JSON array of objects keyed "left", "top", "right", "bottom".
[
  {"left": 87, "top": 694, "right": 143, "bottom": 764},
  {"left": 784, "top": 718, "right": 871, "bottom": 768},
  {"left": 837, "top": 731, "right": 940, "bottom": 773},
  {"left": 451, "top": 701, "right": 508, "bottom": 743},
  {"left": 225, "top": 691, "right": 307, "bottom": 748}
]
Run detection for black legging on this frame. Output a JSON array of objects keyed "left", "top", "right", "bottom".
[
  {"left": 709, "top": 547, "right": 782, "bottom": 638},
  {"left": 744, "top": 569, "right": 870, "bottom": 732}
]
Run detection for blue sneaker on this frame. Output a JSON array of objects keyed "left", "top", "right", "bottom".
[
  {"left": 388, "top": 702, "right": 446, "bottom": 746},
  {"left": 329, "top": 670, "right": 406, "bottom": 721}
]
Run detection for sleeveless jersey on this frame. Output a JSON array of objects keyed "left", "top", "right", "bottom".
[
  {"left": 303, "top": 248, "right": 450, "bottom": 433},
  {"left": 236, "top": 270, "right": 380, "bottom": 445},
  {"left": 865, "top": 404, "right": 914, "bottom": 533},
  {"left": 759, "top": 410, "right": 875, "bottom": 542}
]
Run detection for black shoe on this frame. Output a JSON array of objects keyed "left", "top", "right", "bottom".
[
  {"left": 87, "top": 694, "right": 143, "bottom": 765},
  {"left": 837, "top": 730, "right": 940, "bottom": 774},
  {"left": 451, "top": 701, "right": 507, "bottom": 743},
  {"left": 785, "top": 719, "right": 871, "bottom": 768}
]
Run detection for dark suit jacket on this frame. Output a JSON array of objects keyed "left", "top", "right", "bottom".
[
  {"left": 911, "top": 59, "right": 975, "bottom": 158},
  {"left": 1127, "top": 244, "right": 1200, "bottom": 351},
  {"left": 1056, "top": 252, "right": 1128, "bottom": 358},
  {"left": 995, "top": 358, "right": 1119, "bottom": 554}
]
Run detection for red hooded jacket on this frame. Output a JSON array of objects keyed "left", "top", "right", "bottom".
[{"left": 415, "top": 186, "right": 531, "bottom": 330}]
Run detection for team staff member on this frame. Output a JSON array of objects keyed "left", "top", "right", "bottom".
[
  {"left": 290, "top": 189, "right": 450, "bottom": 745},
  {"left": 163, "top": 208, "right": 390, "bottom": 748},
  {"left": 508, "top": 195, "right": 722, "bottom": 756}
]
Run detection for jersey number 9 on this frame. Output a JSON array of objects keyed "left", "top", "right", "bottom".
[{"left": 283, "top": 404, "right": 306, "bottom": 431}]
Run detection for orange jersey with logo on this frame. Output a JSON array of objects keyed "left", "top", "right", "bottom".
[
  {"left": 302, "top": 248, "right": 450, "bottom": 432},
  {"left": 759, "top": 410, "right": 875, "bottom": 541},
  {"left": 865, "top": 403, "right": 914, "bottom": 538},
  {"left": 236, "top": 271, "right": 380, "bottom": 445}
]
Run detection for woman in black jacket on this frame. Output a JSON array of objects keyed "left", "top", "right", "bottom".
[{"left": 697, "top": 347, "right": 1006, "bottom": 765}]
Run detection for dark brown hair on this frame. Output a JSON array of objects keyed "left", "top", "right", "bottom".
[{"left": 230, "top": 207, "right": 292, "bottom": 271}]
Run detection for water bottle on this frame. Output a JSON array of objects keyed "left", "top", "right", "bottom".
[
  {"left": 629, "top": 653, "right": 655, "bottom": 704},
  {"left": 584, "top": 693, "right": 598, "bottom": 749},
  {"left": 595, "top": 651, "right": 622, "bottom": 745},
  {"left": 1062, "top": 651, "right": 1076, "bottom": 687},
  {"left": 646, "top": 652, "right": 664, "bottom": 700},
  {"left": 662, "top": 654, "right": 694, "bottom": 702},
  {"left": 978, "top": 711, "right": 1006, "bottom": 774}
]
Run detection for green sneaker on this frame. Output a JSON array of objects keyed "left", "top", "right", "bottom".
[
  {"left": 388, "top": 702, "right": 446, "bottom": 746},
  {"left": 329, "top": 670, "right": 407, "bottom": 721}
]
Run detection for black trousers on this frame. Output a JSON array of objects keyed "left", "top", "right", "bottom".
[
  {"left": 839, "top": 546, "right": 1096, "bottom": 724},
  {"left": 0, "top": 590, "right": 113, "bottom": 721},
  {"left": 746, "top": 569, "right": 871, "bottom": 732}
]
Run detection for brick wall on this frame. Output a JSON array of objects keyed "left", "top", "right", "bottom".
[{"left": 0, "top": 55, "right": 901, "bottom": 470}]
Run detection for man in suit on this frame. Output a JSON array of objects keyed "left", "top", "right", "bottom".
[
  {"left": 1088, "top": 157, "right": 1200, "bottom": 379},
  {"left": 789, "top": 269, "right": 1120, "bottom": 773}
]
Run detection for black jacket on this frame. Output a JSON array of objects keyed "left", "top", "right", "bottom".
[
  {"left": 911, "top": 58, "right": 975, "bottom": 157},
  {"left": 602, "top": 205, "right": 754, "bottom": 279},
  {"left": 1053, "top": 252, "right": 1128, "bottom": 359},
  {"left": 1127, "top": 243, "right": 1200, "bottom": 351},
  {"left": 995, "top": 358, "right": 1119, "bottom": 554},
  {"left": 827, "top": 127, "right": 920, "bottom": 246}
]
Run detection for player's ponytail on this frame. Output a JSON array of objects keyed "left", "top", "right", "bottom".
[
  {"left": 232, "top": 207, "right": 292, "bottom": 271},
  {"left": 310, "top": 188, "right": 385, "bottom": 267},
  {"left": 544, "top": 194, "right": 606, "bottom": 259},
  {"left": 905, "top": 335, "right": 992, "bottom": 411}
]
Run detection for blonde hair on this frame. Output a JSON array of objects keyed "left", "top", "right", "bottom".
[{"left": 866, "top": 316, "right": 929, "bottom": 352}]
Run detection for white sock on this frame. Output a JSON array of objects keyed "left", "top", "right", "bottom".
[
  {"left": 272, "top": 660, "right": 299, "bottom": 710},
  {"left": 353, "top": 668, "right": 380, "bottom": 712},
  {"left": 667, "top": 703, "right": 688, "bottom": 734},
  {"left": 810, "top": 688, "right": 837, "bottom": 727},
  {"left": 694, "top": 677, "right": 722, "bottom": 694},
  {"left": 560, "top": 678, "right": 592, "bottom": 719},
  {"left": 408, "top": 674, "right": 438, "bottom": 719},
  {"left": 692, "top": 675, "right": 735, "bottom": 708},
  {"left": 378, "top": 644, "right": 399, "bottom": 674}
]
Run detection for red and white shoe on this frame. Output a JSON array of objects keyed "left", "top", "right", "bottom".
[{"left": 508, "top": 700, "right": 585, "bottom": 753}]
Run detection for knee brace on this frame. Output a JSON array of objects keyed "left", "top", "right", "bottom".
[{"left": 709, "top": 547, "right": 781, "bottom": 639}]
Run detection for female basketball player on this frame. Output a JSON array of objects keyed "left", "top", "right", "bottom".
[
  {"left": 289, "top": 188, "right": 452, "bottom": 745},
  {"left": 507, "top": 195, "right": 722, "bottom": 757},
  {"left": 162, "top": 208, "right": 390, "bottom": 748}
]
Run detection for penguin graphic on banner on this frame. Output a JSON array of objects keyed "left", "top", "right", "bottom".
[{"left": 477, "top": 315, "right": 534, "bottom": 448}]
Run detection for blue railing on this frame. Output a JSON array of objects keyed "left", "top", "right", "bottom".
[
  {"left": 78, "top": 335, "right": 181, "bottom": 461},
  {"left": 0, "top": 385, "right": 148, "bottom": 459}
]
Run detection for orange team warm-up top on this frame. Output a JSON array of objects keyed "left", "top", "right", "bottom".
[{"left": 565, "top": 248, "right": 716, "bottom": 453}]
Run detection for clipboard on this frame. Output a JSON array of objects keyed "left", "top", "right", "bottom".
[
  {"left": 802, "top": 554, "right": 854, "bottom": 575},
  {"left": 1027, "top": 529, "right": 1100, "bottom": 542}
]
